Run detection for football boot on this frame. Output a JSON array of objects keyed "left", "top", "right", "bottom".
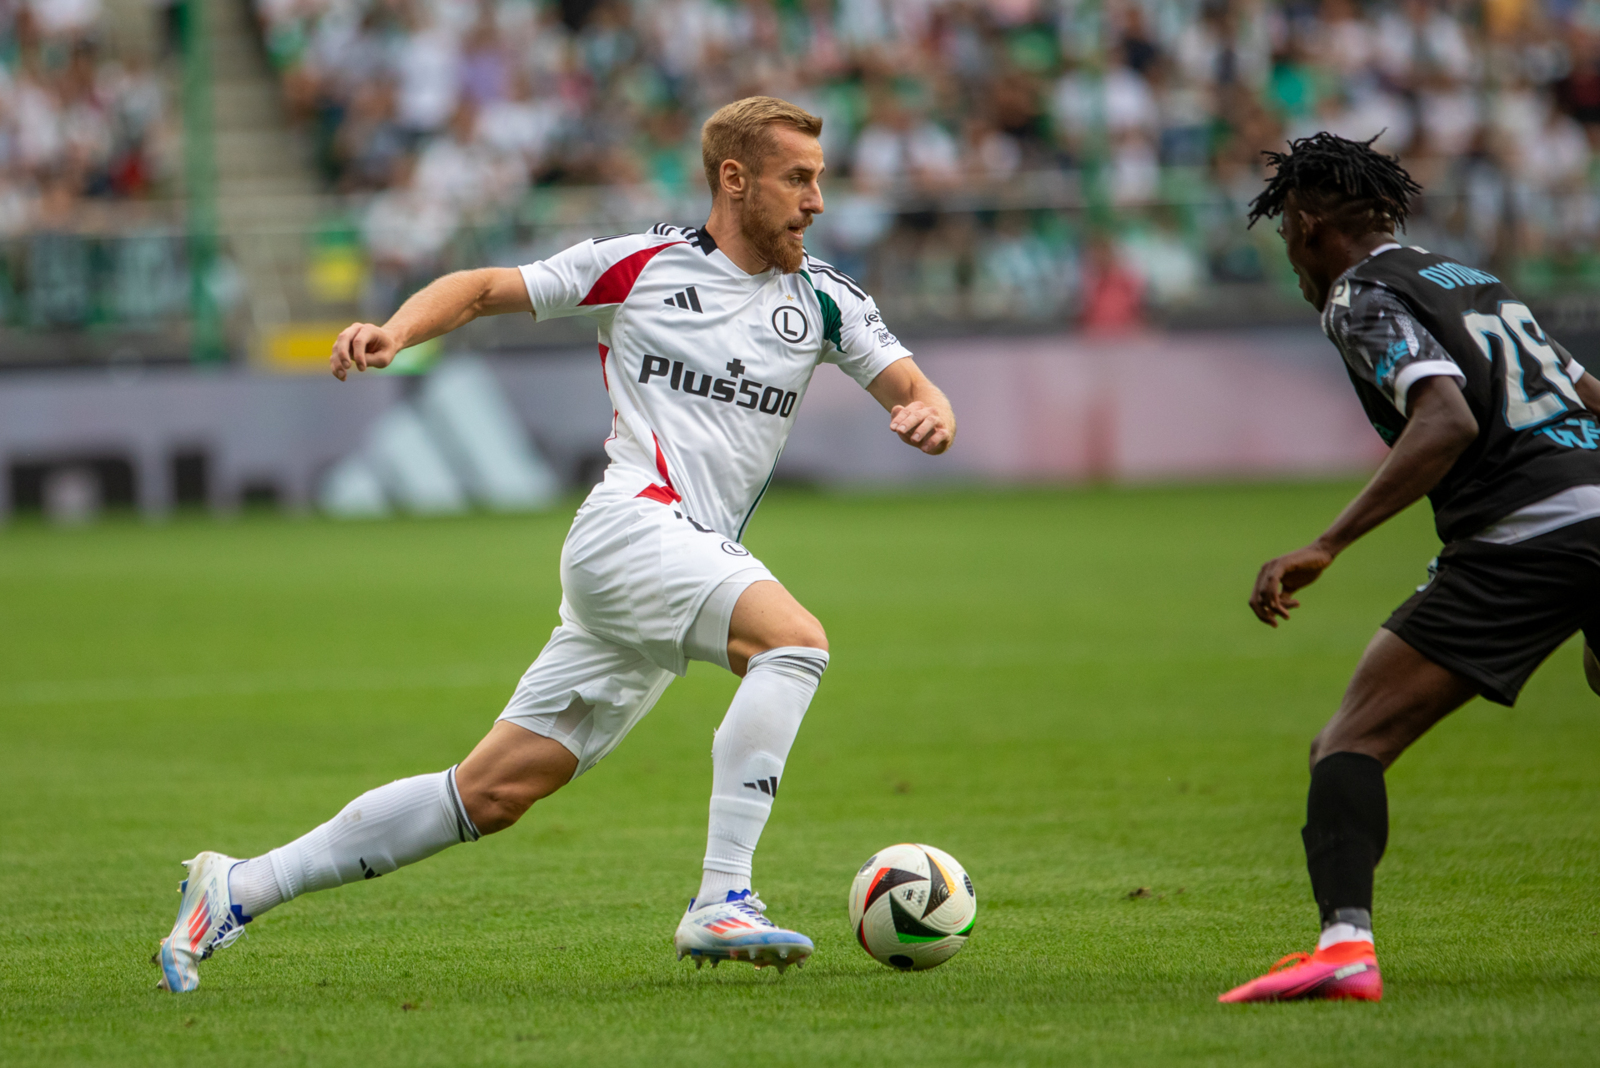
[
  {"left": 153, "top": 851, "right": 250, "bottom": 992},
  {"left": 1218, "top": 939, "right": 1382, "bottom": 1003},
  {"left": 673, "top": 889, "right": 812, "bottom": 972}
]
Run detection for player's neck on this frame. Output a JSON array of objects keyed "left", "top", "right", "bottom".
[
  {"left": 1312, "top": 230, "right": 1399, "bottom": 308},
  {"left": 1332, "top": 231, "right": 1399, "bottom": 277},
  {"left": 702, "top": 208, "right": 773, "bottom": 276}
]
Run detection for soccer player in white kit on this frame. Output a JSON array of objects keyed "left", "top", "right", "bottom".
[{"left": 151, "top": 96, "right": 956, "bottom": 991}]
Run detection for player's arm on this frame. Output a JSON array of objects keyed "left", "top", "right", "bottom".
[
  {"left": 1549, "top": 337, "right": 1600, "bottom": 415},
  {"left": 866, "top": 357, "right": 956, "bottom": 455},
  {"left": 1249, "top": 376, "right": 1478, "bottom": 626},
  {"left": 330, "top": 267, "right": 531, "bottom": 380},
  {"left": 1573, "top": 372, "right": 1600, "bottom": 416}
]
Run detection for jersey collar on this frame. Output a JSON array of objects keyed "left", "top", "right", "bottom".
[
  {"left": 689, "top": 226, "right": 718, "bottom": 255},
  {"left": 1367, "top": 241, "right": 1402, "bottom": 257},
  {"left": 691, "top": 222, "right": 779, "bottom": 283}
]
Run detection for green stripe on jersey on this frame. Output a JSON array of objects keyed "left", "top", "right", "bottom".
[{"left": 801, "top": 272, "right": 844, "bottom": 350}]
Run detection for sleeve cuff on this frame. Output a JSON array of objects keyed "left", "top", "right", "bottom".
[
  {"left": 1391, "top": 360, "right": 1466, "bottom": 416},
  {"left": 1566, "top": 358, "right": 1586, "bottom": 384},
  {"left": 851, "top": 347, "right": 914, "bottom": 389}
]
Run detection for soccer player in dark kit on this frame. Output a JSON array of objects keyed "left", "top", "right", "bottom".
[{"left": 1219, "top": 132, "right": 1600, "bottom": 1003}]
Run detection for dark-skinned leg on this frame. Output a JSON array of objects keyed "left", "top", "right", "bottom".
[
  {"left": 1303, "top": 628, "right": 1479, "bottom": 933},
  {"left": 1584, "top": 641, "right": 1600, "bottom": 697}
]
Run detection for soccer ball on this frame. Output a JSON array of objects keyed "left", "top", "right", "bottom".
[{"left": 849, "top": 843, "right": 976, "bottom": 970}]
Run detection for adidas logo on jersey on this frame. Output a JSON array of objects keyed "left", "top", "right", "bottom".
[
  {"left": 638, "top": 355, "right": 798, "bottom": 418},
  {"left": 743, "top": 776, "right": 779, "bottom": 797},
  {"left": 664, "top": 286, "right": 703, "bottom": 312}
]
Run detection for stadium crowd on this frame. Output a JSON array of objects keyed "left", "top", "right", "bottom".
[
  {"left": 0, "top": 0, "right": 176, "bottom": 236},
  {"left": 6, "top": 0, "right": 1600, "bottom": 328},
  {"left": 252, "top": 0, "right": 1600, "bottom": 321}
]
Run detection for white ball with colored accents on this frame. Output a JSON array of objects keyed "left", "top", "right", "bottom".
[{"left": 849, "top": 843, "right": 976, "bottom": 970}]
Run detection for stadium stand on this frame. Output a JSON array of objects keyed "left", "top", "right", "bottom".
[{"left": 4, "top": 0, "right": 1600, "bottom": 359}]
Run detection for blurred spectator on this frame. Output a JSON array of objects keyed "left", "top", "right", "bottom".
[
  {"left": 0, "top": 11, "right": 174, "bottom": 239},
  {"left": 1079, "top": 232, "right": 1143, "bottom": 333},
  {"left": 12, "top": 0, "right": 1600, "bottom": 331}
]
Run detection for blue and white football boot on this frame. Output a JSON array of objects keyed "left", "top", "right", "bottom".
[
  {"left": 153, "top": 851, "right": 250, "bottom": 992},
  {"left": 673, "top": 889, "right": 813, "bottom": 972}
]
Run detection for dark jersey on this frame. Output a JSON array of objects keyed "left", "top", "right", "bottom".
[{"left": 1323, "top": 246, "right": 1600, "bottom": 542}]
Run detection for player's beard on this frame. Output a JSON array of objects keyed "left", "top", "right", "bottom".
[{"left": 741, "top": 187, "right": 809, "bottom": 274}]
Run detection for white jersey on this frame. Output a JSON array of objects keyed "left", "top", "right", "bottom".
[{"left": 519, "top": 225, "right": 911, "bottom": 540}]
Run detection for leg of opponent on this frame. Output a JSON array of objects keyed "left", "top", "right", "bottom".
[
  {"left": 1305, "top": 629, "right": 1478, "bottom": 941},
  {"left": 1220, "top": 629, "right": 1476, "bottom": 1003}
]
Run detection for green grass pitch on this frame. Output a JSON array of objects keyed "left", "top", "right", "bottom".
[{"left": 2, "top": 483, "right": 1597, "bottom": 1066}]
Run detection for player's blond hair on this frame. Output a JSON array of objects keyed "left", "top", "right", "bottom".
[{"left": 701, "top": 96, "right": 823, "bottom": 198}]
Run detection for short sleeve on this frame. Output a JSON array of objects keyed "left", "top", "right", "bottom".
[
  {"left": 519, "top": 234, "right": 672, "bottom": 322},
  {"left": 808, "top": 272, "right": 913, "bottom": 387},
  {"left": 519, "top": 240, "right": 605, "bottom": 322},
  {"left": 1331, "top": 282, "right": 1464, "bottom": 416},
  {"left": 828, "top": 295, "right": 912, "bottom": 387}
]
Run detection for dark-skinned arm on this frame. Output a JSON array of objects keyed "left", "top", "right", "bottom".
[
  {"left": 1249, "top": 375, "right": 1479, "bottom": 626},
  {"left": 1574, "top": 371, "right": 1600, "bottom": 416}
]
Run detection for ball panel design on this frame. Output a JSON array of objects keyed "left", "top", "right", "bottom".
[{"left": 848, "top": 843, "right": 976, "bottom": 971}]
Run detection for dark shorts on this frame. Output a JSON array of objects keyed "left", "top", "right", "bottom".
[{"left": 1384, "top": 516, "right": 1600, "bottom": 705}]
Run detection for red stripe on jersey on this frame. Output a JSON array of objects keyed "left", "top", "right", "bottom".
[
  {"left": 598, "top": 343, "right": 609, "bottom": 390},
  {"left": 637, "top": 484, "right": 678, "bottom": 505},
  {"left": 635, "top": 432, "right": 681, "bottom": 504},
  {"left": 652, "top": 434, "right": 674, "bottom": 487},
  {"left": 579, "top": 242, "right": 681, "bottom": 306}
]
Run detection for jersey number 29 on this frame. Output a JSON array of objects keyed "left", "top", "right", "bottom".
[{"left": 1462, "top": 301, "right": 1582, "bottom": 431}]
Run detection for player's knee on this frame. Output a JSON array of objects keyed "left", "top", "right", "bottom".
[
  {"left": 463, "top": 782, "right": 547, "bottom": 835},
  {"left": 1308, "top": 731, "right": 1331, "bottom": 771},
  {"left": 1308, "top": 723, "right": 1354, "bottom": 769},
  {"left": 763, "top": 609, "right": 827, "bottom": 655}
]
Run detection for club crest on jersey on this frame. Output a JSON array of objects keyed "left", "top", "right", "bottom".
[
  {"left": 771, "top": 305, "right": 809, "bottom": 343},
  {"left": 637, "top": 355, "right": 798, "bottom": 418}
]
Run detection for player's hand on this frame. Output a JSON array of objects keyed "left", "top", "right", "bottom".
[
  {"left": 1249, "top": 543, "right": 1336, "bottom": 627},
  {"left": 889, "top": 402, "right": 952, "bottom": 454},
  {"left": 330, "top": 322, "right": 402, "bottom": 381}
]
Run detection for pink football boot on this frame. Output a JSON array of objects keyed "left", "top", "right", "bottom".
[{"left": 1218, "top": 940, "right": 1382, "bottom": 1003}]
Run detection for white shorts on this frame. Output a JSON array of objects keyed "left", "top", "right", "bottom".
[{"left": 497, "top": 492, "right": 776, "bottom": 776}]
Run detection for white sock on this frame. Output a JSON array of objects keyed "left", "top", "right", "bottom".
[
  {"left": 228, "top": 856, "right": 283, "bottom": 919},
  {"left": 695, "top": 870, "right": 750, "bottom": 906},
  {"left": 1317, "top": 922, "right": 1375, "bottom": 949},
  {"left": 230, "top": 767, "right": 478, "bottom": 918},
  {"left": 698, "top": 646, "right": 827, "bottom": 904}
]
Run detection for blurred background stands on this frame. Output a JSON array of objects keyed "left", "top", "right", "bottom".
[{"left": 2, "top": 0, "right": 1600, "bottom": 367}]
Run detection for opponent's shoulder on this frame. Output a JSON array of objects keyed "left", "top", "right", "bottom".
[{"left": 1346, "top": 245, "right": 1503, "bottom": 294}]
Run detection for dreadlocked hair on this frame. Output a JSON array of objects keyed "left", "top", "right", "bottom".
[{"left": 1246, "top": 131, "right": 1423, "bottom": 234}]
